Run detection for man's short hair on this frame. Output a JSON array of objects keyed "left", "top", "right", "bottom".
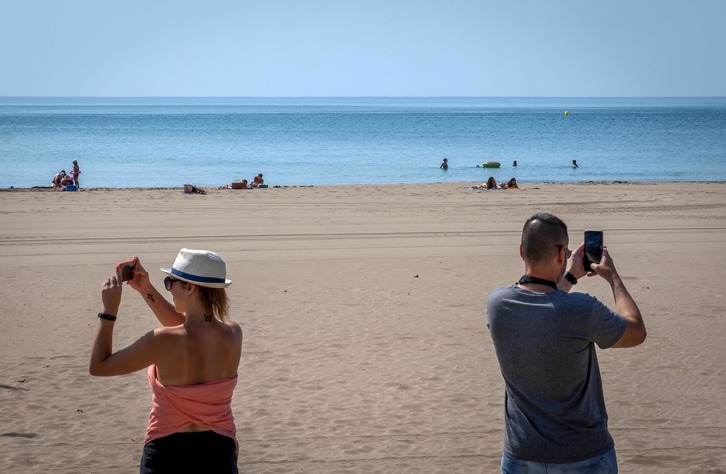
[{"left": 521, "top": 212, "right": 569, "bottom": 264}]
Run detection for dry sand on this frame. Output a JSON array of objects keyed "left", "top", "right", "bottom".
[{"left": 1, "top": 182, "right": 725, "bottom": 473}]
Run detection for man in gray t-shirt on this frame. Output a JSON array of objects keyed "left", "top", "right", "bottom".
[{"left": 487, "top": 213, "right": 645, "bottom": 473}]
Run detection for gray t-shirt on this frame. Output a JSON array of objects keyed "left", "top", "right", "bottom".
[{"left": 487, "top": 285, "right": 626, "bottom": 463}]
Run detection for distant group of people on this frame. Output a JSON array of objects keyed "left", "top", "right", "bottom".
[
  {"left": 221, "top": 173, "right": 266, "bottom": 190},
  {"left": 440, "top": 158, "right": 579, "bottom": 170},
  {"left": 51, "top": 160, "right": 81, "bottom": 190},
  {"left": 441, "top": 157, "right": 580, "bottom": 193},
  {"left": 478, "top": 176, "right": 518, "bottom": 190}
]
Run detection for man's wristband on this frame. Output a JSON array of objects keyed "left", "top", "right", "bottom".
[
  {"left": 97, "top": 312, "right": 117, "bottom": 321},
  {"left": 564, "top": 272, "right": 577, "bottom": 285}
]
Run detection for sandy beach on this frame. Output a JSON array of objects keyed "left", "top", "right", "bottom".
[{"left": 1, "top": 181, "right": 725, "bottom": 473}]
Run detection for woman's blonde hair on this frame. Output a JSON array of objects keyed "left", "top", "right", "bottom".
[{"left": 196, "top": 286, "right": 230, "bottom": 321}]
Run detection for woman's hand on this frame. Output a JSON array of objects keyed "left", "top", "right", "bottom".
[
  {"left": 101, "top": 275, "right": 123, "bottom": 316},
  {"left": 127, "top": 257, "right": 153, "bottom": 293}
]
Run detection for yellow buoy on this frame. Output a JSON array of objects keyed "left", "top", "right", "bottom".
[{"left": 564, "top": 110, "right": 569, "bottom": 116}]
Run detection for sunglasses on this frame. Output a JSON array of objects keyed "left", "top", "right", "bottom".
[
  {"left": 555, "top": 244, "right": 572, "bottom": 259},
  {"left": 164, "top": 276, "right": 185, "bottom": 291}
]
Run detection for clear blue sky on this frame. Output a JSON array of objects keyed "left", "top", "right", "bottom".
[{"left": 2, "top": 0, "right": 724, "bottom": 97}]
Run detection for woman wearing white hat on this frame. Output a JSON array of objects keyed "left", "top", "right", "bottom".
[{"left": 89, "top": 248, "right": 242, "bottom": 473}]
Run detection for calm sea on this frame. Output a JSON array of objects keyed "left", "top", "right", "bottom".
[{"left": 1, "top": 97, "right": 725, "bottom": 189}]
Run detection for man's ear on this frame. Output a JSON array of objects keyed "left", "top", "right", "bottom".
[
  {"left": 557, "top": 245, "right": 567, "bottom": 264},
  {"left": 519, "top": 244, "right": 525, "bottom": 261}
]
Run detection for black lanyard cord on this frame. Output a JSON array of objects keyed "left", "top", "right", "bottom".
[{"left": 517, "top": 274, "right": 558, "bottom": 290}]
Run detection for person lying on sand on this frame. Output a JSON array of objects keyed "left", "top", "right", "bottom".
[{"left": 500, "top": 178, "right": 519, "bottom": 189}]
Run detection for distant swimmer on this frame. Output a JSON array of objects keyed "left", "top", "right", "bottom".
[
  {"left": 572, "top": 160, "right": 579, "bottom": 169},
  {"left": 440, "top": 158, "right": 448, "bottom": 170},
  {"left": 513, "top": 160, "right": 518, "bottom": 167}
]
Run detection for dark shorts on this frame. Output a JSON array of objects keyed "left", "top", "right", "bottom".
[{"left": 140, "top": 431, "right": 238, "bottom": 474}]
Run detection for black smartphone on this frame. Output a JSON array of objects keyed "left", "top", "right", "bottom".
[
  {"left": 583, "top": 230, "right": 604, "bottom": 272},
  {"left": 116, "top": 259, "right": 136, "bottom": 282}
]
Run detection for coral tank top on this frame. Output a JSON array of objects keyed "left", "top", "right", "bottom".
[{"left": 145, "top": 365, "right": 238, "bottom": 454}]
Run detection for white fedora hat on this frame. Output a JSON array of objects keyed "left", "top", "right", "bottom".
[{"left": 161, "top": 248, "right": 232, "bottom": 288}]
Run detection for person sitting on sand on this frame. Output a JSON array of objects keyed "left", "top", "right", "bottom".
[
  {"left": 500, "top": 178, "right": 519, "bottom": 189},
  {"left": 440, "top": 158, "right": 448, "bottom": 170},
  {"left": 52, "top": 170, "right": 67, "bottom": 188},
  {"left": 251, "top": 174, "right": 264, "bottom": 187},
  {"left": 89, "top": 249, "right": 242, "bottom": 473},
  {"left": 485, "top": 176, "right": 498, "bottom": 190}
]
